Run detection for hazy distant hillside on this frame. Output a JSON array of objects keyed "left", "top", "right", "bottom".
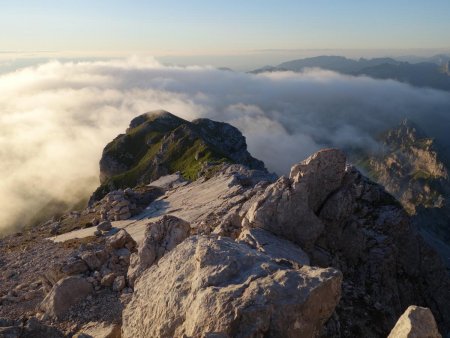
[
  {"left": 252, "top": 55, "right": 450, "bottom": 91},
  {"left": 278, "top": 56, "right": 401, "bottom": 73}
]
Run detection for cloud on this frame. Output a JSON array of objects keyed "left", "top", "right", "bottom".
[{"left": 1, "top": 57, "right": 450, "bottom": 232}]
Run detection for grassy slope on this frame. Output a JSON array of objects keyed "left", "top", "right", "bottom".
[{"left": 92, "top": 116, "right": 232, "bottom": 201}]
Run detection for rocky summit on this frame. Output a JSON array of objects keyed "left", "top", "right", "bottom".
[
  {"left": 0, "top": 112, "right": 449, "bottom": 338},
  {"left": 91, "top": 110, "right": 266, "bottom": 202}
]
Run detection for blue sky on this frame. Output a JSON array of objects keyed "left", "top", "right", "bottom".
[{"left": 1, "top": 1, "right": 450, "bottom": 68}]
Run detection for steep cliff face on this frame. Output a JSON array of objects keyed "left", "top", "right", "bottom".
[
  {"left": 359, "top": 119, "right": 450, "bottom": 244},
  {"left": 92, "top": 110, "right": 266, "bottom": 202}
]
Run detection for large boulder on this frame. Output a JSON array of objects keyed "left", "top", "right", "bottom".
[
  {"left": 122, "top": 236, "right": 342, "bottom": 338},
  {"left": 127, "top": 215, "right": 190, "bottom": 287},
  {"left": 388, "top": 306, "right": 442, "bottom": 338},
  {"left": 244, "top": 149, "right": 346, "bottom": 249},
  {"left": 40, "top": 276, "right": 93, "bottom": 319}
]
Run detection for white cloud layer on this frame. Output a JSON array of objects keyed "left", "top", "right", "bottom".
[{"left": 1, "top": 57, "right": 450, "bottom": 232}]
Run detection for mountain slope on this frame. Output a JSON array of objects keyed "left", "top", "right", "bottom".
[
  {"left": 92, "top": 110, "right": 266, "bottom": 201},
  {"left": 0, "top": 114, "right": 448, "bottom": 337}
]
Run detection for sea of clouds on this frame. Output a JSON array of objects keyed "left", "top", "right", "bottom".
[{"left": 1, "top": 56, "right": 450, "bottom": 232}]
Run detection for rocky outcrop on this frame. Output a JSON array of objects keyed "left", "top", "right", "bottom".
[
  {"left": 242, "top": 149, "right": 450, "bottom": 337},
  {"left": 244, "top": 149, "right": 346, "bottom": 249},
  {"left": 93, "top": 110, "right": 266, "bottom": 201},
  {"left": 40, "top": 276, "right": 93, "bottom": 319},
  {"left": 314, "top": 165, "right": 450, "bottom": 336},
  {"left": 122, "top": 236, "right": 342, "bottom": 338},
  {"left": 127, "top": 215, "right": 190, "bottom": 287},
  {"left": 388, "top": 306, "right": 442, "bottom": 338},
  {"left": 358, "top": 119, "right": 450, "bottom": 245}
]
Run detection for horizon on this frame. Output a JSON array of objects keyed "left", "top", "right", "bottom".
[
  {"left": 1, "top": 48, "right": 450, "bottom": 73},
  {"left": 1, "top": 1, "right": 450, "bottom": 70}
]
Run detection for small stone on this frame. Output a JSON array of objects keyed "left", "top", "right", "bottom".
[
  {"left": 112, "top": 276, "right": 126, "bottom": 292},
  {"left": 97, "top": 221, "right": 112, "bottom": 231},
  {"left": 101, "top": 273, "right": 116, "bottom": 287},
  {"left": 50, "top": 222, "right": 61, "bottom": 235},
  {"left": 106, "top": 229, "right": 136, "bottom": 251}
]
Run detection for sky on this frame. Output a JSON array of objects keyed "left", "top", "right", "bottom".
[{"left": 1, "top": 1, "right": 450, "bottom": 69}]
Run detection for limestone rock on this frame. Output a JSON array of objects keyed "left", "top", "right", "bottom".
[
  {"left": 244, "top": 149, "right": 346, "bottom": 249},
  {"left": 315, "top": 166, "right": 450, "bottom": 336},
  {"left": 289, "top": 148, "right": 347, "bottom": 212},
  {"left": 122, "top": 236, "right": 342, "bottom": 338},
  {"left": 74, "top": 322, "right": 121, "bottom": 338},
  {"left": 127, "top": 215, "right": 190, "bottom": 287},
  {"left": 237, "top": 227, "right": 310, "bottom": 266},
  {"left": 241, "top": 149, "right": 450, "bottom": 336},
  {"left": 42, "top": 258, "right": 88, "bottom": 291},
  {"left": 80, "top": 250, "right": 108, "bottom": 270},
  {"left": 101, "top": 273, "right": 116, "bottom": 287},
  {"left": 40, "top": 276, "right": 93, "bottom": 319},
  {"left": 388, "top": 306, "right": 442, "bottom": 338},
  {"left": 106, "top": 230, "right": 136, "bottom": 252}
]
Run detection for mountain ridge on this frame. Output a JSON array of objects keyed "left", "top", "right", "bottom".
[
  {"left": 251, "top": 55, "right": 450, "bottom": 91},
  {"left": 91, "top": 110, "right": 266, "bottom": 202}
]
